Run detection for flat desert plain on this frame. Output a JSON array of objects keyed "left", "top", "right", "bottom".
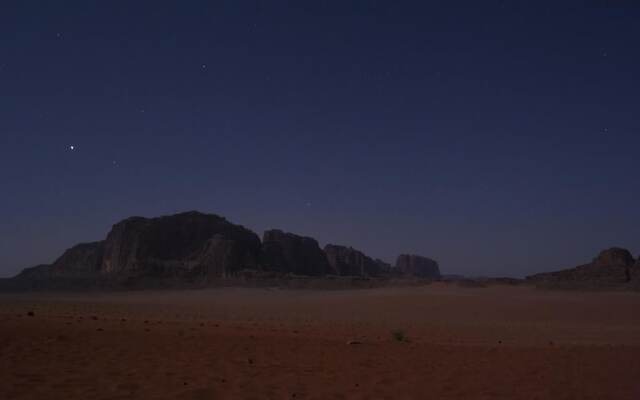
[{"left": 1, "top": 284, "right": 639, "bottom": 399}]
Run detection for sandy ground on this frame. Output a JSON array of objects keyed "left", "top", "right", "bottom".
[{"left": 1, "top": 284, "right": 639, "bottom": 399}]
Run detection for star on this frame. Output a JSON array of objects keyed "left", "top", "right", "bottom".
[{"left": 69, "top": 145, "right": 75, "bottom": 151}]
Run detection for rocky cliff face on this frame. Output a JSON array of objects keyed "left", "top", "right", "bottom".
[
  {"left": 374, "top": 259, "right": 392, "bottom": 274},
  {"left": 395, "top": 254, "right": 441, "bottom": 278},
  {"left": 14, "top": 264, "right": 53, "bottom": 280},
  {"left": 260, "top": 230, "right": 330, "bottom": 276},
  {"left": 99, "top": 211, "right": 261, "bottom": 277},
  {"left": 324, "top": 244, "right": 380, "bottom": 276},
  {"left": 16, "top": 242, "right": 105, "bottom": 279},
  {"left": 526, "top": 248, "right": 637, "bottom": 284},
  {"left": 15, "top": 211, "right": 261, "bottom": 281},
  {"left": 189, "top": 234, "right": 253, "bottom": 279},
  {"left": 50, "top": 242, "right": 104, "bottom": 276},
  {"left": 10, "top": 211, "right": 445, "bottom": 288}
]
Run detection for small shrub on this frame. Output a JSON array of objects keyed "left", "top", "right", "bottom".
[{"left": 391, "top": 329, "right": 408, "bottom": 342}]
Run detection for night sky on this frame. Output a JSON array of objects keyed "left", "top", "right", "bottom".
[{"left": 1, "top": 1, "right": 639, "bottom": 278}]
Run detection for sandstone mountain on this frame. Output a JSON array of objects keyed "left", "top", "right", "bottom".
[
  {"left": 395, "top": 254, "right": 441, "bottom": 278},
  {"left": 16, "top": 211, "right": 261, "bottom": 281},
  {"left": 260, "top": 230, "right": 331, "bottom": 276},
  {"left": 324, "top": 244, "right": 381, "bottom": 277},
  {"left": 10, "top": 211, "right": 440, "bottom": 289},
  {"left": 526, "top": 247, "right": 639, "bottom": 285}
]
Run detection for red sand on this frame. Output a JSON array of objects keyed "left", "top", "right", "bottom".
[{"left": 1, "top": 285, "right": 639, "bottom": 399}]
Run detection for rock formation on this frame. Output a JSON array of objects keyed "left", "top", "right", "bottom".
[
  {"left": 15, "top": 242, "right": 104, "bottom": 279},
  {"left": 526, "top": 247, "right": 637, "bottom": 284},
  {"left": 324, "top": 244, "right": 381, "bottom": 276},
  {"left": 191, "top": 234, "right": 259, "bottom": 280},
  {"left": 374, "top": 259, "right": 392, "bottom": 274},
  {"left": 50, "top": 242, "right": 104, "bottom": 276},
  {"left": 99, "top": 211, "right": 261, "bottom": 277},
  {"left": 395, "top": 254, "right": 441, "bottom": 278},
  {"left": 9, "top": 210, "right": 446, "bottom": 289},
  {"left": 260, "top": 230, "right": 330, "bottom": 276},
  {"left": 16, "top": 211, "right": 261, "bottom": 281}
]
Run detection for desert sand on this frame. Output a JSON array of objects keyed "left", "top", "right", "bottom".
[{"left": 1, "top": 284, "right": 639, "bottom": 399}]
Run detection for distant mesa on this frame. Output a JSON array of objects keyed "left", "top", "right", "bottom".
[
  {"left": 395, "top": 254, "right": 441, "bottom": 279},
  {"left": 47, "top": 211, "right": 261, "bottom": 280},
  {"left": 261, "top": 229, "right": 330, "bottom": 276},
  {"left": 7, "top": 210, "right": 640, "bottom": 291},
  {"left": 9, "top": 210, "right": 440, "bottom": 289},
  {"left": 526, "top": 247, "right": 639, "bottom": 286},
  {"left": 374, "top": 259, "right": 393, "bottom": 274},
  {"left": 324, "top": 244, "right": 382, "bottom": 277}
]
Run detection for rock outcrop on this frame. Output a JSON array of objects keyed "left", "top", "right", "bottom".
[
  {"left": 15, "top": 242, "right": 104, "bottom": 279},
  {"left": 15, "top": 264, "right": 53, "bottom": 280},
  {"left": 50, "top": 242, "right": 104, "bottom": 276},
  {"left": 324, "top": 244, "right": 381, "bottom": 276},
  {"left": 374, "top": 259, "right": 392, "bottom": 274},
  {"left": 526, "top": 247, "right": 637, "bottom": 284},
  {"left": 395, "top": 254, "right": 441, "bottom": 278},
  {"left": 99, "top": 211, "right": 261, "bottom": 277},
  {"left": 260, "top": 230, "right": 330, "bottom": 276},
  {"left": 9, "top": 210, "right": 447, "bottom": 289},
  {"left": 15, "top": 211, "right": 261, "bottom": 281}
]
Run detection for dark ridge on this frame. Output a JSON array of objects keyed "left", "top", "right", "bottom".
[{"left": 6, "top": 210, "right": 439, "bottom": 291}]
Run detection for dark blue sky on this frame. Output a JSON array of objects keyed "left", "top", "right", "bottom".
[{"left": 1, "top": 1, "right": 639, "bottom": 277}]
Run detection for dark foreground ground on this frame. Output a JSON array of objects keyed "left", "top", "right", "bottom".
[{"left": 1, "top": 284, "right": 639, "bottom": 399}]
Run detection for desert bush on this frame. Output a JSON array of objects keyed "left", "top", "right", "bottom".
[{"left": 391, "top": 329, "right": 408, "bottom": 342}]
